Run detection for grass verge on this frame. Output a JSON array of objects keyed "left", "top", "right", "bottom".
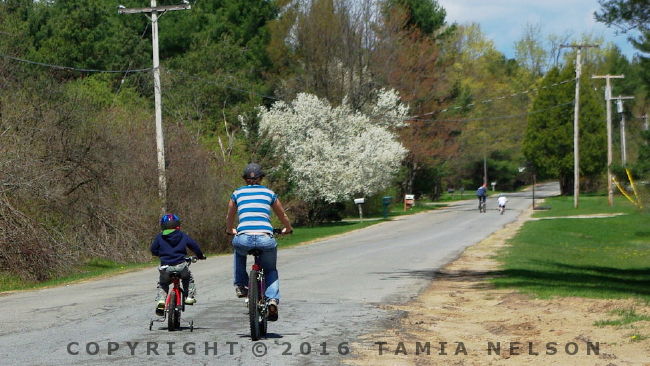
[
  {"left": 0, "top": 258, "right": 157, "bottom": 293},
  {"left": 493, "top": 195, "right": 650, "bottom": 301}
]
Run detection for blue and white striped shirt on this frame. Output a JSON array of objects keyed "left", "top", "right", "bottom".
[{"left": 231, "top": 185, "right": 277, "bottom": 234}]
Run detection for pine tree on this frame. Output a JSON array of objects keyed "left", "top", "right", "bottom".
[{"left": 523, "top": 65, "right": 606, "bottom": 195}]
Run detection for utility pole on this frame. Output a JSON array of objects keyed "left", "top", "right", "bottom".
[
  {"left": 560, "top": 44, "right": 598, "bottom": 208},
  {"left": 592, "top": 74, "right": 624, "bottom": 206},
  {"left": 118, "top": 1, "right": 191, "bottom": 213},
  {"left": 612, "top": 95, "right": 634, "bottom": 165},
  {"left": 483, "top": 154, "right": 487, "bottom": 186},
  {"left": 644, "top": 114, "right": 649, "bottom": 131}
]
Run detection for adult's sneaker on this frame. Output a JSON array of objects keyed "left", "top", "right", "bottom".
[
  {"left": 267, "top": 299, "right": 279, "bottom": 322},
  {"left": 235, "top": 286, "right": 248, "bottom": 298}
]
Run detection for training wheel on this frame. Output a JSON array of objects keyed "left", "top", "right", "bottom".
[
  {"left": 149, "top": 320, "right": 153, "bottom": 331},
  {"left": 190, "top": 320, "right": 194, "bottom": 332}
]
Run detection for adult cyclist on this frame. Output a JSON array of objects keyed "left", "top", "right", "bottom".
[
  {"left": 225, "top": 163, "right": 293, "bottom": 322},
  {"left": 476, "top": 184, "right": 488, "bottom": 211}
]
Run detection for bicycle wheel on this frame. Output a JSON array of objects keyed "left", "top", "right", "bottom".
[
  {"left": 248, "top": 270, "right": 262, "bottom": 340},
  {"left": 167, "top": 292, "right": 177, "bottom": 331}
]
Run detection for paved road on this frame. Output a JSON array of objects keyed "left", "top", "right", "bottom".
[{"left": 1, "top": 183, "right": 559, "bottom": 366}]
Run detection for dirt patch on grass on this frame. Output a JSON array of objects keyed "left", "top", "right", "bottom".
[{"left": 351, "top": 208, "right": 650, "bottom": 366}]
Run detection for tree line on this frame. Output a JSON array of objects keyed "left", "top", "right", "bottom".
[{"left": 0, "top": 0, "right": 647, "bottom": 280}]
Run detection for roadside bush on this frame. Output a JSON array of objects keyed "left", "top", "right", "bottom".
[{"left": 0, "top": 73, "right": 233, "bottom": 280}]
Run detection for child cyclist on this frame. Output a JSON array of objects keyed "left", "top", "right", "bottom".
[{"left": 151, "top": 213, "right": 206, "bottom": 316}]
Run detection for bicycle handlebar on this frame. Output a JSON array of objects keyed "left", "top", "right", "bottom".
[{"left": 226, "top": 228, "right": 293, "bottom": 236}]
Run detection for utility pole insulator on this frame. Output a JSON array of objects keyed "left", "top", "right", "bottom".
[{"left": 611, "top": 95, "right": 635, "bottom": 166}]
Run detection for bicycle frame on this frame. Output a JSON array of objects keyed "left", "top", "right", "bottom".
[
  {"left": 149, "top": 257, "right": 195, "bottom": 332},
  {"left": 166, "top": 277, "right": 184, "bottom": 312}
]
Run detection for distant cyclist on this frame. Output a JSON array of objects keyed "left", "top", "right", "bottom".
[
  {"left": 225, "top": 163, "right": 293, "bottom": 322},
  {"left": 476, "top": 184, "right": 488, "bottom": 210},
  {"left": 497, "top": 194, "right": 508, "bottom": 214}
]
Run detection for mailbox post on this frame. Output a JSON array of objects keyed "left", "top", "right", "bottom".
[
  {"left": 354, "top": 198, "right": 365, "bottom": 221},
  {"left": 382, "top": 196, "right": 392, "bottom": 219},
  {"left": 404, "top": 194, "right": 415, "bottom": 211}
]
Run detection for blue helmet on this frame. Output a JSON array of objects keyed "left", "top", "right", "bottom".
[{"left": 160, "top": 213, "right": 181, "bottom": 230}]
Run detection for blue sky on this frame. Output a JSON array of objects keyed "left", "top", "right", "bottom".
[{"left": 436, "top": 0, "right": 641, "bottom": 60}]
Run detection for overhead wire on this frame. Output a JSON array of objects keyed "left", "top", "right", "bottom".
[
  {"left": 0, "top": 53, "right": 154, "bottom": 73},
  {"left": 0, "top": 52, "right": 579, "bottom": 126}
]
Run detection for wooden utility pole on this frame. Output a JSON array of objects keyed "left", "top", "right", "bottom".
[
  {"left": 118, "top": 1, "right": 191, "bottom": 213},
  {"left": 561, "top": 44, "right": 598, "bottom": 208},
  {"left": 612, "top": 95, "right": 635, "bottom": 165},
  {"left": 592, "top": 74, "right": 624, "bottom": 206}
]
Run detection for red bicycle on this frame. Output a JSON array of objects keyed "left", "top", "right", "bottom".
[{"left": 149, "top": 256, "right": 196, "bottom": 332}]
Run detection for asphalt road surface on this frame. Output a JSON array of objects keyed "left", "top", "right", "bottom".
[{"left": 1, "top": 183, "right": 559, "bottom": 366}]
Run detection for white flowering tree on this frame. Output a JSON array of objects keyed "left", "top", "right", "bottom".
[{"left": 258, "top": 89, "right": 408, "bottom": 204}]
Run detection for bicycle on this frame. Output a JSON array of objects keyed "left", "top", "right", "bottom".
[
  {"left": 478, "top": 198, "right": 487, "bottom": 213},
  {"left": 245, "top": 228, "right": 290, "bottom": 341},
  {"left": 498, "top": 204, "right": 505, "bottom": 215},
  {"left": 149, "top": 256, "right": 196, "bottom": 332},
  {"left": 247, "top": 248, "right": 267, "bottom": 340}
]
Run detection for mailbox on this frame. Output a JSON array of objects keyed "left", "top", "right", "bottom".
[
  {"left": 382, "top": 196, "right": 393, "bottom": 219},
  {"left": 354, "top": 198, "right": 365, "bottom": 221},
  {"left": 404, "top": 194, "right": 415, "bottom": 210}
]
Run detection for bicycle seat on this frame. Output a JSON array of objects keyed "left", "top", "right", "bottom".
[
  {"left": 247, "top": 249, "right": 262, "bottom": 256},
  {"left": 168, "top": 270, "right": 183, "bottom": 278}
]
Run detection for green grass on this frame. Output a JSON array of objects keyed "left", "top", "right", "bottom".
[
  {"left": 493, "top": 195, "right": 650, "bottom": 301},
  {"left": 0, "top": 258, "right": 157, "bottom": 293},
  {"left": 533, "top": 194, "right": 638, "bottom": 217},
  {"left": 594, "top": 308, "right": 650, "bottom": 327}
]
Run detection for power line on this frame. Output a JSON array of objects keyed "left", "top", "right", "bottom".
[
  {"left": 164, "top": 69, "right": 282, "bottom": 102},
  {"left": 0, "top": 53, "right": 153, "bottom": 73},
  {"left": 408, "top": 78, "right": 576, "bottom": 119},
  {"left": 406, "top": 101, "right": 574, "bottom": 124}
]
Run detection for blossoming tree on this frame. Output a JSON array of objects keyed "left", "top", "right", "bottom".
[{"left": 258, "top": 89, "right": 408, "bottom": 204}]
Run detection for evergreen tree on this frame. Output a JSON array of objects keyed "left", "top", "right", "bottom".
[{"left": 523, "top": 65, "right": 606, "bottom": 195}]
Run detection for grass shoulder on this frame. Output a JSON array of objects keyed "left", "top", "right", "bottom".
[
  {"left": 493, "top": 195, "right": 650, "bottom": 301},
  {"left": 0, "top": 258, "right": 158, "bottom": 293}
]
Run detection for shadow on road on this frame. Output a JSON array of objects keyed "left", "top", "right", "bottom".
[{"left": 372, "top": 262, "right": 650, "bottom": 298}]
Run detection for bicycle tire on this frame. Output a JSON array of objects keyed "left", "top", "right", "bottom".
[
  {"left": 168, "top": 292, "right": 177, "bottom": 331},
  {"left": 248, "top": 270, "right": 261, "bottom": 340}
]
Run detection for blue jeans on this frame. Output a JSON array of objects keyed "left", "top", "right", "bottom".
[{"left": 232, "top": 234, "right": 280, "bottom": 301}]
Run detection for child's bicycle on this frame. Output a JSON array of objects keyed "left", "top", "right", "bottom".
[{"left": 149, "top": 256, "right": 196, "bottom": 332}]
